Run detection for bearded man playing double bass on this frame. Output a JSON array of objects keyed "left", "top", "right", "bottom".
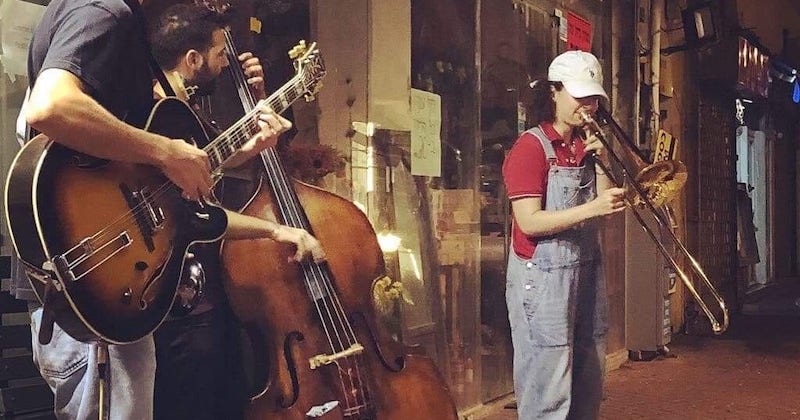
[{"left": 146, "top": 4, "right": 327, "bottom": 419}]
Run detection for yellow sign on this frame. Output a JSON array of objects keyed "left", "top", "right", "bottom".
[
  {"left": 654, "top": 129, "right": 677, "bottom": 162},
  {"left": 250, "top": 17, "right": 262, "bottom": 34}
]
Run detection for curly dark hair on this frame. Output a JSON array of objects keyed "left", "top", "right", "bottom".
[
  {"left": 526, "top": 80, "right": 564, "bottom": 126},
  {"left": 149, "top": 4, "right": 229, "bottom": 70}
]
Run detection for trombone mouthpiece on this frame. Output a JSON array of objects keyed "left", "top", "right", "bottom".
[
  {"left": 579, "top": 110, "right": 595, "bottom": 124},
  {"left": 579, "top": 111, "right": 602, "bottom": 136}
]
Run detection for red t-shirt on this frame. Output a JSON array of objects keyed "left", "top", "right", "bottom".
[{"left": 502, "top": 122, "right": 588, "bottom": 259}]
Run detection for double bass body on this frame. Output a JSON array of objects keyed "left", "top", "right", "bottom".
[{"left": 220, "top": 178, "right": 458, "bottom": 419}]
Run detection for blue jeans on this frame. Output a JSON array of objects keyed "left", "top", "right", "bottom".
[
  {"left": 506, "top": 252, "right": 608, "bottom": 420},
  {"left": 29, "top": 307, "right": 155, "bottom": 420}
]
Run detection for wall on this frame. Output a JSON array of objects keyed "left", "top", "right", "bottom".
[
  {"left": 312, "top": 0, "right": 370, "bottom": 201},
  {"left": 736, "top": 0, "right": 800, "bottom": 53}
]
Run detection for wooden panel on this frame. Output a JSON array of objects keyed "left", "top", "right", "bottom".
[
  {"left": 0, "top": 355, "right": 38, "bottom": 382},
  {"left": 0, "top": 325, "right": 32, "bottom": 350},
  {"left": 0, "top": 384, "right": 53, "bottom": 415}
]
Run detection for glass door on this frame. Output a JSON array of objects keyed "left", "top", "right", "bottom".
[{"left": 478, "top": 0, "right": 554, "bottom": 403}]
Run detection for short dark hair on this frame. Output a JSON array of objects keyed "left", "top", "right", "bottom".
[
  {"left": 149, "top": 4, "right": 229, "bottom": 70},
  {"left": 527, "top": 80, "right": 564, "bottom": 126}
]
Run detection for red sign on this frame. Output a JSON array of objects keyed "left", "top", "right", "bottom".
[{"left": 567, "top": 11, "right": 592, "bottom": 52}]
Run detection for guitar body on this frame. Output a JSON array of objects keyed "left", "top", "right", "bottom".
[{"left": 4, "top": 98, "right": 227, "bottom": 344}]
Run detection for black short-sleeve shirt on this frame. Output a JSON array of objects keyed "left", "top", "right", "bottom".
[
  {"left": 14, "top": 0, "right": 154, "bottom": 300},
  {"left": 27, "top": 0, "right": 154, "bottom": 124}
]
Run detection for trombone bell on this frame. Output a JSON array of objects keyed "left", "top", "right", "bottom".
[{"left": 632, "top": 160, "right": 688, "bottom": 208}]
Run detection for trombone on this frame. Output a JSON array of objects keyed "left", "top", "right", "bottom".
[{"left": 581, "top": 107, "right": 729, "bottom": 335}]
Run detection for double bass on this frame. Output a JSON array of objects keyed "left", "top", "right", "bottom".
[
  {"left": 204, "top": 3, "right": 459, "bottom": 418},
  {"left": 221, "top": 158, "right": 459, "bottom": 418}
]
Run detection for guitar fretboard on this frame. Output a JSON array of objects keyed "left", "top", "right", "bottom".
[{"left": 204, "top": 75, "right": 307, "bottom": 169}]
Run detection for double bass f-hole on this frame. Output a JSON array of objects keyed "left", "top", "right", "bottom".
[{"left": 279, "top": 331, "right": 304, "bottom": 409}]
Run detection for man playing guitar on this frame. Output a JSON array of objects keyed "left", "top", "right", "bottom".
[{"left": 13, "top": 0, "right": 323, "bottom": 418}]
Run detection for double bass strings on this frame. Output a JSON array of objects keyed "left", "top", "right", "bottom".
[
  {"left": 221, "top": 35, "right": 372, "bottom": 413},
  {"left": 260, "top": 146, "right": 372, "bottom": 412},
  {"left": 223, "top": 30, "right": 257, "bottom": 112}
]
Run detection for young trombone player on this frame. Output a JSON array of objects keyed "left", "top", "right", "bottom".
[{"left": 502, "top": 50, "right": 625, "bottom": 420}]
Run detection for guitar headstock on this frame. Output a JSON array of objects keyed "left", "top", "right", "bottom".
[
  {"left": 195, "top": 0, "right": 231, "bottom": 14},
  {"left": 289, "top": 40, "right": 326, "bottom": 102}
]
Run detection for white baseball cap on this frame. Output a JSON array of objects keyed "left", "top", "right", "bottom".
[{"left": 548, "top": 50, "right": 608, "bottom": 101}]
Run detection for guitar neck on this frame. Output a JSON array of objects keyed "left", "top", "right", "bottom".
[{"left": 203, "top": 75, "right": 306, "bottom": 169}]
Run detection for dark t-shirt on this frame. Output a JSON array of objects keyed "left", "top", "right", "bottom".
[
  {"left": 27, "top": 0, "right": 154, "bottom": 121},
  {"left": 13, "top": 0, "right": 154, "bottom": 300}
]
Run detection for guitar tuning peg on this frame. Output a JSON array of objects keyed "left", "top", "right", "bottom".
[
  {"left": 288, "top": 45, "right": 304, "bottom": 59},
  {"left": 289, "top": 40, "right": 312, "bottom": 59}
]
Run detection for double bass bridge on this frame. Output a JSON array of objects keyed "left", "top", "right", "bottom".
[{"left": 309, "top": 343, "right": 365, "bottom": 370}]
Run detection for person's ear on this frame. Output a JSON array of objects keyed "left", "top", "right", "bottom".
[{"left": 186, "top": 49, "right": 204, "bottom": 71}]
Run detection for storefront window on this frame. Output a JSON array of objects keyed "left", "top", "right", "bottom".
[
  {"left": 0, "top": 0, "right": 40, "bottom": 258},
  {"left": 411, "top": 0, "right": 482, "bottom": 410}
]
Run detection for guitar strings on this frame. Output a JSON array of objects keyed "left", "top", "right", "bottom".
[
  {"left": 85, "top": 112, "right": 262, "bottom": 251},
  {"left": 85, "top": 79, "right": 296, "bottom": 258},
  {"left": 90, "top": 65, "right": 302, "bottom": 244},
  {"left": 87, "top": 49, "right": 316, "bottom": 249}
]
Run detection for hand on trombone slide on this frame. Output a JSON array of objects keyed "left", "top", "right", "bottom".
[
  {"left": 580, "top": 123, "right": 625, "bottom": 216},
  {"left": 582, "top": 129, "right": 605, "bottom": 158},
  {"left": 582, "top": 125, "right": 612, "bottom": 169}
]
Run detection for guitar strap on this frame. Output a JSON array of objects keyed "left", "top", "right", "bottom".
[
  {"left": 123, "top": 0, "right": 177, "bottom": 98},
  {"left": 37, "top": 283, "right": 55, "bottom": 345}
]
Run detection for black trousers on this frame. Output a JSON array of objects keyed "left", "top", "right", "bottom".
[{"left": 153, "top": 307, "right": 246, "bottom": 420}]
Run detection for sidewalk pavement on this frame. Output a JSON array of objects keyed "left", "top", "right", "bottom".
[{"left": 479, "top": 313, "right": 800, "bottom": 420}]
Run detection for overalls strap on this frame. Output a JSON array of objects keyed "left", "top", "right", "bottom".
[{"left": 525, "top": 126, "right": 557, "bottom": 163}]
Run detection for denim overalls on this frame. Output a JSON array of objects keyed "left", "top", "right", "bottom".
[{"left": 506, "top": 127, "right": 609, "bottom": 420}]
